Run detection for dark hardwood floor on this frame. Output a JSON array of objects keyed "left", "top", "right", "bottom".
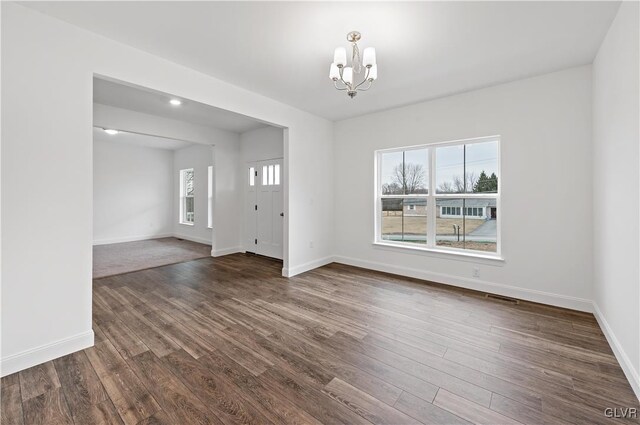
[{"left": 2, "top": 254, "right": 638, "bottom": 424}]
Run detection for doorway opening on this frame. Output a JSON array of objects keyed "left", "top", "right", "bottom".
[{"left": 92, "top": 76, "right": 288, "bottom": 277}]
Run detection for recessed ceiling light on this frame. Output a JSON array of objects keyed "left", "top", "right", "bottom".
[
  {"left": 104, "top": 129, "right": 119, "bottom": 135},
  {"left": 169, "top": 99, "right": 182, "bottom": 106}
]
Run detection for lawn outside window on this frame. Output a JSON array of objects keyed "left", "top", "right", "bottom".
[{"left": 375, "top": 136, "right": 501, "bottom": 259}]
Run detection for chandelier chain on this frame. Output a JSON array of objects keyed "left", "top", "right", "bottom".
[{"left": 351, "top": 42, "right": 362, "bottom": 74}]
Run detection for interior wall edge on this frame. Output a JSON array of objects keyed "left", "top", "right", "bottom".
[
  {"left": 93, "top": 233, "right": 174, "bottom": 246},
  {"left": 0, "top": 330, "right": 94, "bottom": 378},
  {"left": 211, "top": 247, "right": 244, "bottom": 257},
  {"left": 172, "top": 233, "right": 212, "bottom": 246},
  {"left": 593, "top": 302, "right": 640, "bottom": 401},
  {"left": 282, "top": 255, "right": 335, "bottom": 278}
]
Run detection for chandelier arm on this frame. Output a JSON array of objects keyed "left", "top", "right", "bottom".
[
  {"left": 352, "top": 67, "right": 371, "bottom": 90},
  {"left": 333, "top": 80, "right": 348, "bottom": 91},
  {"left": 356, "top": 80, "right": 374, "bottom": 91}
]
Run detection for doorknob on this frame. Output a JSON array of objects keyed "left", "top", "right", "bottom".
[{"left": 280, "top": 212, "right": 284, "bottom": 217}]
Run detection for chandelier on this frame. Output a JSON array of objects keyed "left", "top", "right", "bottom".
[{"left": 329, "top": 31, "right": 377, "bottom": 98}]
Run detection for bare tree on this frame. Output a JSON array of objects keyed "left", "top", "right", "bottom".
[
  {"left": 438, "top": 172, "right": 478, "bottom": 193},
  {"left": 382, "top": 182, "right": 402, "bottom": 195},
  {"left": 452, "top": 176, "right": 465, "bottom": 193},
  {"left": 437, "top": 181, "right": 454, "bottom": 193},
  {"left": 388, "top": 163, "right": 426, "bottom": 194}
]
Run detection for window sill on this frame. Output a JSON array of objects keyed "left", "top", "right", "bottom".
[
  {"left": 179, "top": 222, "right": 194, "bottom": 226},
  {"left": 372, "top": 241, "right": 504, "bottom": 264}
]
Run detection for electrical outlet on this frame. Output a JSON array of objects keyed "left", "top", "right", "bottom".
[{"left": 473, "top": 267, "right": 480, "bottom": 278}]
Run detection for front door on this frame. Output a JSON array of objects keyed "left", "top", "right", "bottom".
[{"left": 245, "top": 159, "right": 283, "bottom": 259}]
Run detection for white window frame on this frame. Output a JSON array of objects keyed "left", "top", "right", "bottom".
[
  {"left": 179, "top": 168, "right": 195, "bottom": 226},
  {"left": 374, "top": 135, "right": 502, "bottom": 260},
  {"left": 207, "top": 165, "right": 213, "bottom": 229}
]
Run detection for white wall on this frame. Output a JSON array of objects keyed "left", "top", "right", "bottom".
[
  {"left": 172, "top": 144, "right": 215, "bottom": 246},
  {"left": 93, "top": 139, "right": 174, "bottom": 244},
  {"left": 592, "top": 1, "right": 640, "bottom": 398},
  {"left": 334, "top": 66, "right": 593, "bottom": 311},
  {"left": 241, "top": 126, "right": 284, "bottom": 163},
  {"left": 1, "top": 3, "right": 334, "bottom": 376}
]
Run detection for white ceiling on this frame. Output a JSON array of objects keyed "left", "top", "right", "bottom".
[
  {"left": 93, "top": 127, "right": 194, "bottom": 151},
  {"left": 94, "top": 78, "right": 267, "bottom": 133},
  {"left": 27, "top": 1, "right": 620, "bottom": 121}
]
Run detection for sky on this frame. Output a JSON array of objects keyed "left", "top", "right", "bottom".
[{"left": 380, "top": 140, "right": 498, "bottom": 193}]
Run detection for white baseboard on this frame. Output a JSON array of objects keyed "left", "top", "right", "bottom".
[
  {"left": 1, "top": 330, "right": 94, "bottom": 377},
  {"left": 94, "top": 233, "right": 212, "bottom": 246},
  {"left": 172, "top": 234, "right": 212, "bottom": 245},
  {"left": 592, "top": 302, "right": 640, "bottom": 401},
  {"left": 93, "top": 233, "right": 173, "bottom": 246},
  {"left": 333, "top": 255, "right": 593, "bottom": 312},
  {"left": 283, "top": 255, "right": 334, "bottom": 277},
  {"left": 211, "top": 246, "right": 243, "bottom": 257}
]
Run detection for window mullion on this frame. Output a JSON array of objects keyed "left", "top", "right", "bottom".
[{"left": 427, "top": 148, "right": 435, "bottom": 248}]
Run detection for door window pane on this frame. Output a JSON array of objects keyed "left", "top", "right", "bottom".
[
  {"left": 262, "top": 166, "right": 268, "bottom": 185},
  {"left": 268, "top": 165, "right": 274, "bottom": 185},
  {"left": 274, "top": 164, "right": 280, "bottom": 185},
  {"left": 249, "top": 167, "right": 255, "bottom": 186}
]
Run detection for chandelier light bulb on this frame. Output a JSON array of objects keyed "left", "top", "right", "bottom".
[
  {"left": 363, "top": 47, "right": 376, "bottom": 68},
  {"left": 342, "top": 67, "right": 353, "bottom": 85},
  {"left": 333, "top": 47, "right": 347, "bottom": 67},
  {"left": 368, "top": 64, "right": 378, "bottom": 81},
  {"left": 329, "top": 63, "right": 340, "bottom": 80}
]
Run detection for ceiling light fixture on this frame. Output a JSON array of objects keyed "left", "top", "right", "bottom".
[
  {"left": 169, "top": 99, "right": 182, "bottom": 106},
  {"left": 103, "top": 128, "right": 119, "bottom": 135},
  {"left": 329, "top": 31, "right": 377, "bottom": 99}
]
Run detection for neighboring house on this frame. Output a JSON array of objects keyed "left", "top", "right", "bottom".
[
  {"left": 385, "top": 198, "right": 497, "bottom": 219},
  {"left": 436, "top": 198, "right": 496, "bottom": 219}
]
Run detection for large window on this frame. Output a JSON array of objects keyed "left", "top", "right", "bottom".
[
  {"left": 376, "top": 136, "right": 500, "bottom": 257},
  {"left": 179, "top": 168, "right": 195, "bottom": 225}
]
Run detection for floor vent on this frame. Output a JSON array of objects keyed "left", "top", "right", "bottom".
[{"left": 485, "top": 293, "right": 520, "bottom": 304}]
